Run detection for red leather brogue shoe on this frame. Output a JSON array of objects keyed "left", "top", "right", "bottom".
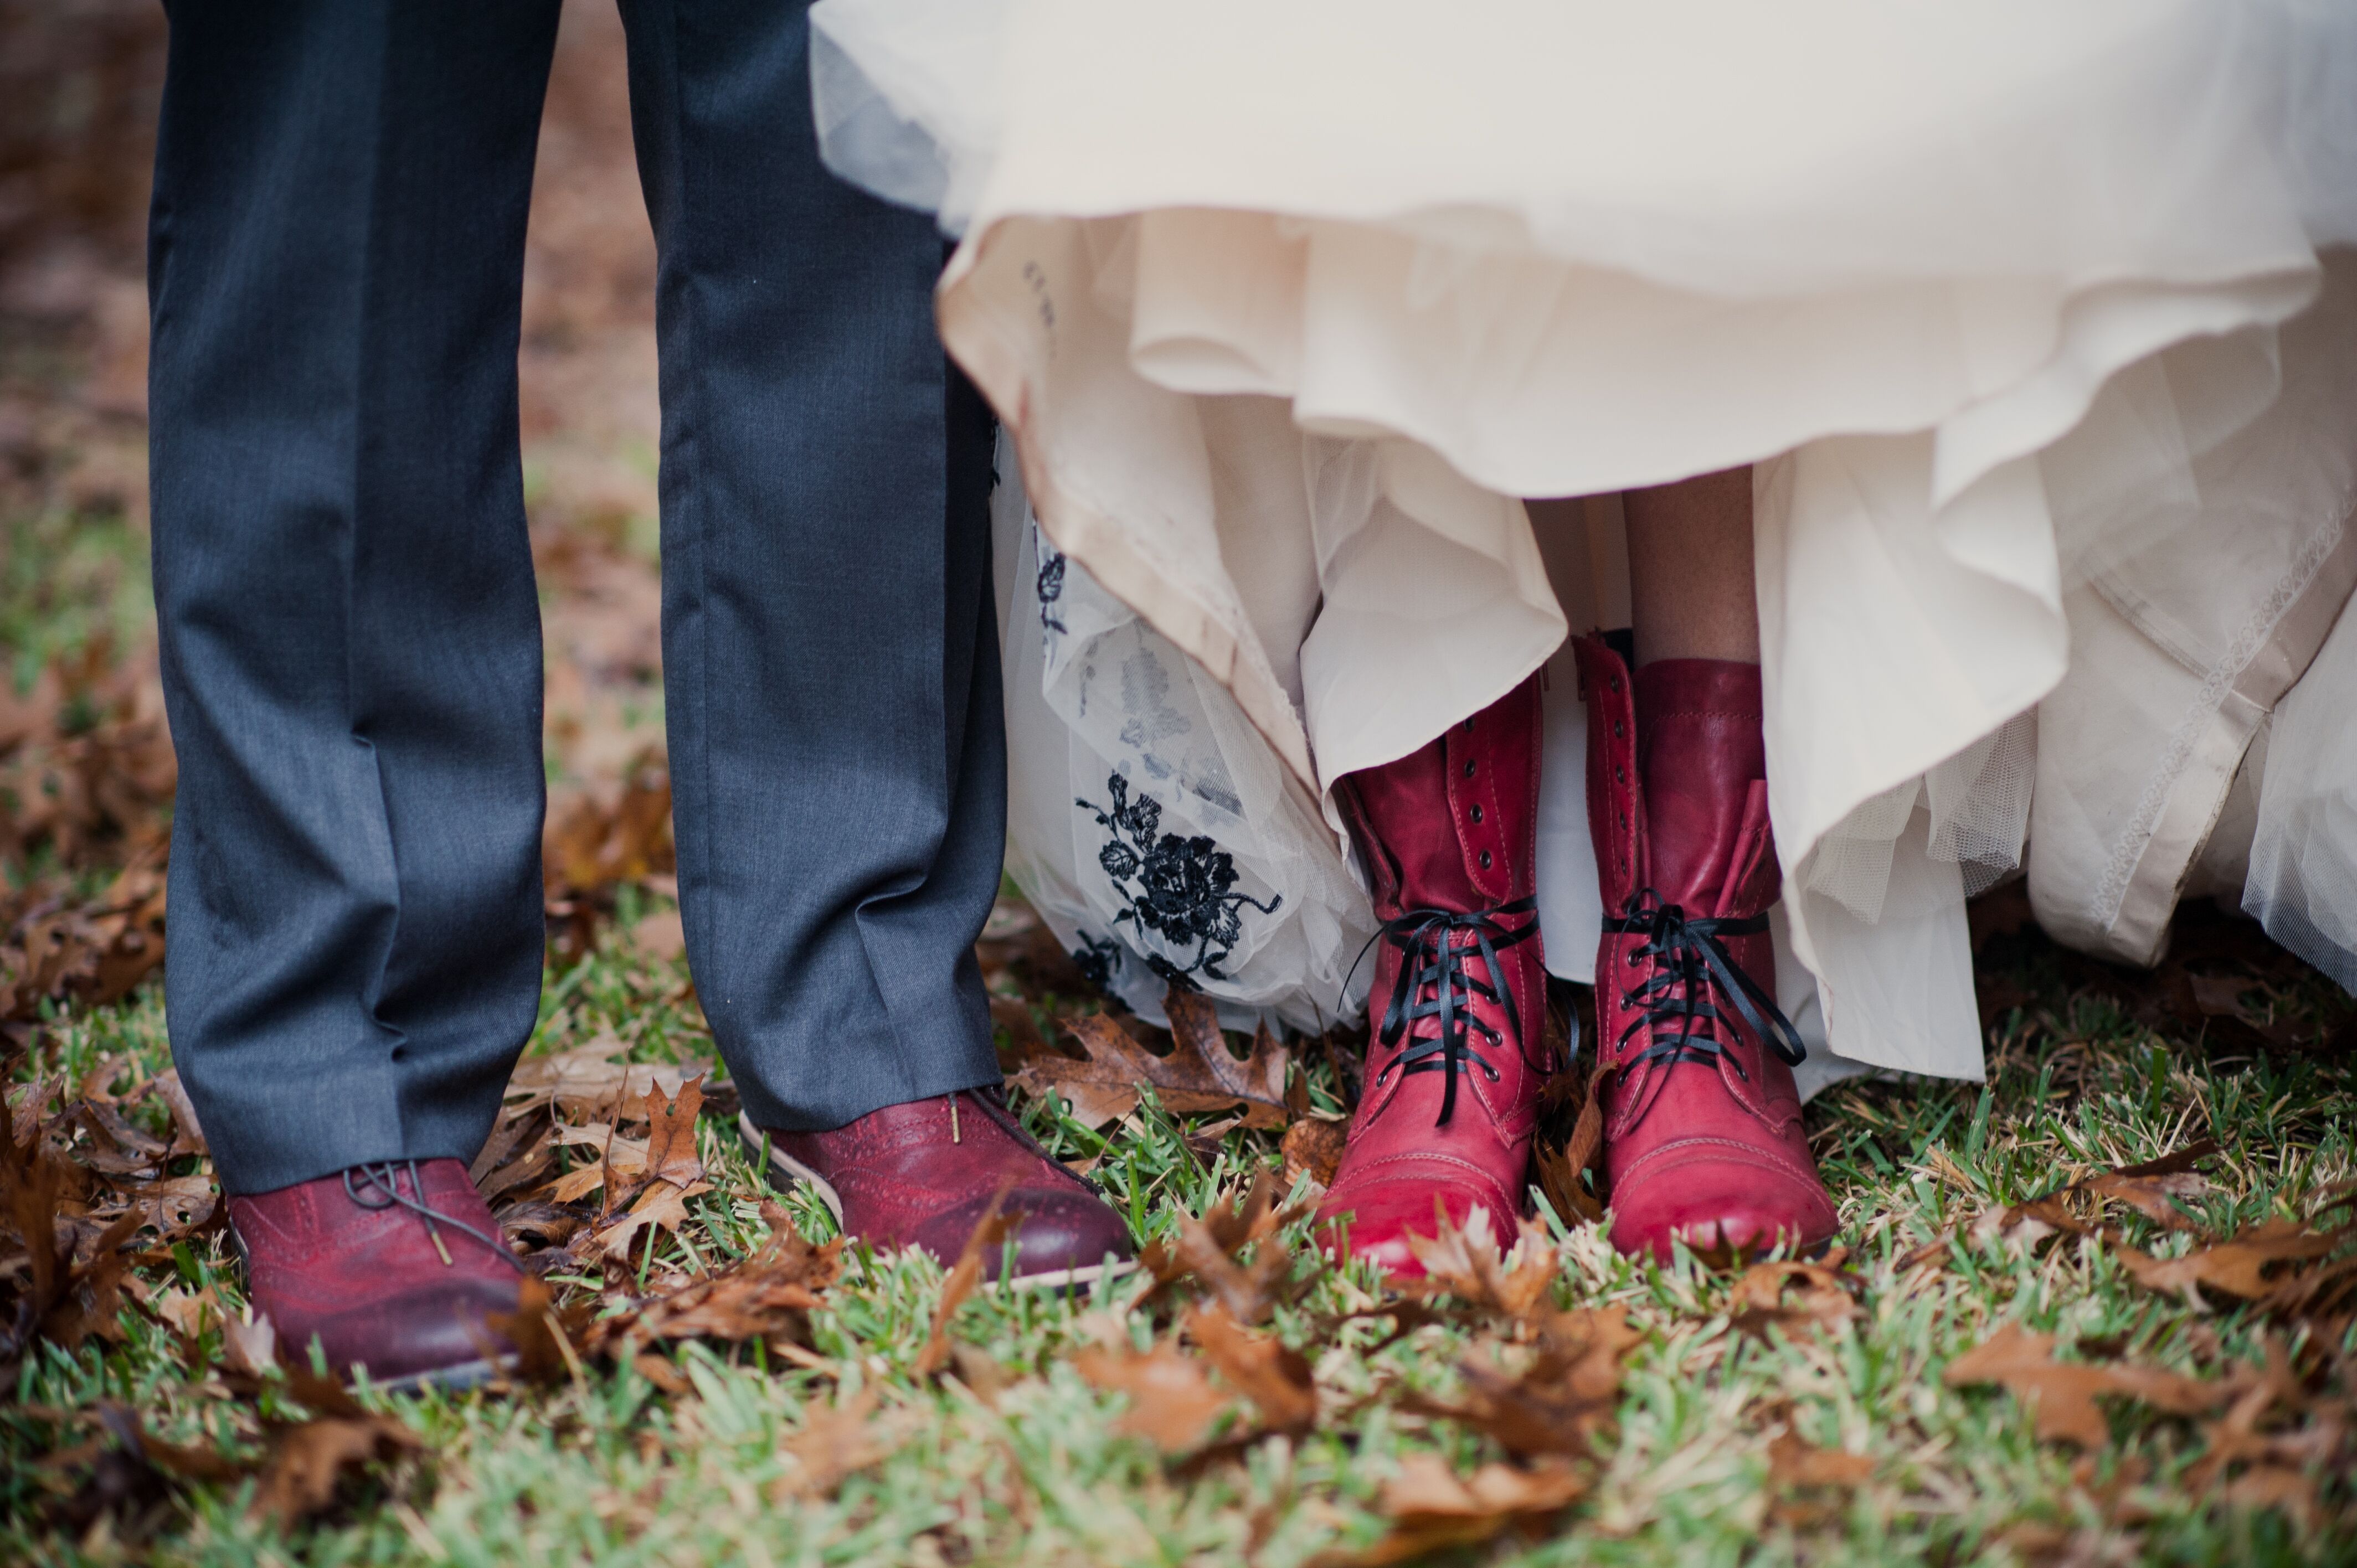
[
  {"left": 1576, "top": 635, "right": 1837, "bottom": 1263},
  {"left": 741, "top": 1088, "right": 1134, "bottom": 1289},
  {"left": 1315, "top": 674, "right": 1556, "bottom": 1278},
  {"left": 228, "top": 1159, "right": 524, "bottom": 1390}
]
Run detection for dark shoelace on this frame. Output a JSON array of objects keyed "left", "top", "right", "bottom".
[
  {"left": 343, "top": 1160, "right": 508, "bottom": 1267},
  {"left": 1350, "top": 895, "right": 1540, "bottom": 1127},
  {"left": 1603, "top": 889, "right": 1807, "bottom": 1080}
]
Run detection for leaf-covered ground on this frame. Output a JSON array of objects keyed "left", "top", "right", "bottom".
[{"left": 5, "top": 4, "right": 2356, "bottom": 1562}]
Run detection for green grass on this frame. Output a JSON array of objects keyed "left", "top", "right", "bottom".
[{"left": 5, "top": 918, "right": 2354, "bottom": 1566}]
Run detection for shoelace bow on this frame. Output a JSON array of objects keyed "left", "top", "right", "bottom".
[
  {"left": 344, "top": 1160, "right": 507, "bottom": 1267},
  {"left": 1603, "top": 889, "right": 1806, "bottom": 1080},
  {"left": 1350, "top": 896, "right": 1540, "bottom": 1127}
]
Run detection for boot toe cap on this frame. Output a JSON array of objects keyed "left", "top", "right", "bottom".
[
  {"left": 1609, "top": 1140, "right": 1838, "bottom": 1264},
  {"left": 1315, "top": 1163, "right": 1519, "bottom": 1280},
  {"left": 300, "top": 1276, "right": 524, "bottom": 1389},
  {"left": 911, "top": 1188, "right": 1135, "bottom": 1288}
]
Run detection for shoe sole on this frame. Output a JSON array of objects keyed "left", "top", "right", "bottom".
[
  {"left": 374, "top": 1355, "right": 515, "bottom": 1396},
  {"left": 738, "top": 1112, "right": 1136, "bottom": 1292}
]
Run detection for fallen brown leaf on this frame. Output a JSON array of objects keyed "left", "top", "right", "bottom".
[
  {"left": 502, "top": 1034, "right": 712, "bottom": 1120},
  {"left": 773, "top": 1391, "right": 903, "bottom": 1499},
  {"left": 1944, "top": 1324, "right": 2229, "bottom": 1448},
  {"left": 914, "top": 1193, "right": 1013, "bottom": 1377},
  {"left": 1073, "top": 1336, "right": 1233, "bottom": 1452},
  {"left": 1407, "top": 1306, "right": 1638, "bottom": 1463},
  {"left": 2113, "top": 1218, "right": 2344, "bottom": 1305},
  {"left": 1011, "top": 989, "right": 1292, "bottom": 1129},
  {"left": 1186, "top": 1301, "right": 1317, "bottom": 1435},
  {"left": 1280, "top": 1117, "right": 1346, "bottom": 1191},
  {"left": 1309, "top": 1454, "right": 1588, "bottom": 1567},
  {"left": 249, "top": 1414, "right": 421, "bottom": 1525},
  {"left": 605, "top": 1204, "right": 842, "bottom": 1350},
  {"left": 1401, "top": 1205, "right": 1560, "bottom": 1322},
  {"left": 1729, "top": 1251, "right": 1859, "bottom": 1338},
  {"left": 483, "top": 1276, "right": 585, "bottom": 1386},
  {"left": 1768, "top": 1430, "right": 1876, "bottom": 1488},
  {"left": 595, "top": 1179, "right": 709, "bottom": 1263},
  {"left": 1138, "top": 1169, "right": 1306, "bottom": 1325},
  {"left": 640, "top": 1073, "right": 706, "bottom": 1189}
]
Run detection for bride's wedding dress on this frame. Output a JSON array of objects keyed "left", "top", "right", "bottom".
[{"left": 815, "top": 0, "right": 2357, "bottom": 1093}]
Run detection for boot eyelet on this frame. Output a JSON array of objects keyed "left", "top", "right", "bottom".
[
  {"left": 1613, "top": 720, "right": 1624, "bottom": 738},
  {"left": 1463, "top": 760, "right": 1475, "bottom": 778},
  {"left": 1615, "top": 766, "right": 1626, "bottom": 784},
  {"left": 1478, "top": 850, "right": 1492, "bottom": 870},
  {"left": 1469, "top": 804, "right": 1484, "bottom": 824},
  {"left": 1609, "top": 677, "right": 1621, "bottom": 693}
]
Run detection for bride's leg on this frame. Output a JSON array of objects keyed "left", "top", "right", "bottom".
[
  {"left": 1624, "top": 466, "right": 1757, "bottom": 666},
  {"left": 1578, "top": 465, "right": 1836, "bottom": 1262}
]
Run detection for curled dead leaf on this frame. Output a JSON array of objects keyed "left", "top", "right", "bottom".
[
  {"left": 1073, "top": 1336, "right": 1233, "bottom": 1452},
  {"left": 1186, "top": 1301, "right": 1316, "bottom": 1435},
  {"left": 1309, "top": 1453, "right": 1588, "bottom": 1567},
  {"left": 1944, "top": 1324, "right": 2230, "bottom": 1448},
  {"left": 1011, "top": 989, "right": 1293, "bottom": 1130}
]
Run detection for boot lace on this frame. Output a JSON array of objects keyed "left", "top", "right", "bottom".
[
  {"left": 1603, "top": 889, "right": 1807, "bottom": 1079},
  {"left": 1352, "top": 896, "right": 1540, "bottom": 1127},
  {"left": 344, "top": 1160, "right": 508, "bottom": 1268}
]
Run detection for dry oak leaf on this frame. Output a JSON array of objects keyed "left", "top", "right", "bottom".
[
  {"left": 1768, "top": 1430, "right": 1876, "bottom": 1488},
  {"left": 641, "top": 1074, "right": 707, "bottom": 1189},
  {"left": 1408, "top": 1307, "right": 1638, "bottom": 1463},
  {"left": 914, "top": 1194, "right": 1015, "bottom": 1377},
  {"left": 614, "top": 1206, "right": 843, "bottom": 1348},
  {"left": 1401, "top": 1205, "right": 1561, "bottom": 1322},
  {"left": 250, "top": 1414, "right": 422, "bottom": 1525},
  {"left": 1944, "top": 1324, "right": 2229, "bottom": 1448},
  {"left": 1073, "top": 1337, "right": 1234, "bottom": 1453},
  {"left": 1729, "top": 1251, "right": 1859, "bottom": 1338},
  {"left": 503, "top": 1034, "right": 713, "bottom": 1119},
  {"left": 483, "top": 1276, "right": 585, "bottom": 1386},
  {"left": 773, "top": 1391, "right": 906, "bottom": 1500},
  {"left": 144, "top": 1069, "right": 208, "bottom": 1157},
  {"left": 2112, "top": 1217, "right": 2344, "bottom": 1305},
  {"left": 1012, "top": 993, "right": 1293, "bottom": 1130},
  {"left": 1139, "top": 1169, "right": 1306, "bottom": 1326},
  {"left": 1280, "top": 1117, "right": 1347, "bottom": 1191},
  {"left": 1310, "top": 1454, "right": 1588, "bottom": 1567},
  {"left": 1186, "top": 1301, "right": 1318, "bottom": 1435},
  {"left": 595, "top": 1179, "right": 711, "bottom": 1262}
]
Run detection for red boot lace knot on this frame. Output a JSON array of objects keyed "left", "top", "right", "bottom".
[
  {"left": 1604, "top": 889, "right": 1807, "bottom": 1080},
  {"left": 1354, "top": 895, "right": 1540, "bottom": 1127}
]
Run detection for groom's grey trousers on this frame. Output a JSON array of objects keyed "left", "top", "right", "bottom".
[{"left": 148, "top": 0, "right": 1005, "bottom": 1194}]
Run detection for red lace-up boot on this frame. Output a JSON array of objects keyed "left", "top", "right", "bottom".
[
  {"left": 1315, "top": 674, "right": 1555, "bottom": 1278},
  {"left": 1576, "top": 635, "right": 1837, "bottom": 1263},
  {"left": 228, "top": 1159, "right": 524, "bottom": 1390}
]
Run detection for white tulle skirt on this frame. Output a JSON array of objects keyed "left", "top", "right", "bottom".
[{"left": 816, "top": 0, "right": 2357, "bottom": 1089}]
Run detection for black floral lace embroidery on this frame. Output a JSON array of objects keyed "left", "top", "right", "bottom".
[
  {"left": 1037, "top": 545, "right": 1067, "bottom": 636},
  {"left": 1077, "top": 772, "right": 1280, "bottom": 988},
  {"left": 1069, "top": 931, "right": 1123, "bottom": 989}
]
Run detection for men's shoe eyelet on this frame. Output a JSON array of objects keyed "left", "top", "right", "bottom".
[
  {"left": 1478, "top": 850, "right": 1493, "bottom": 870},
  {"left": 1463, "top": 759, "right": 1475, "bottom": 777},
  {"left": 1469, "top": 803, "right": 1484, "bottom": 824}
]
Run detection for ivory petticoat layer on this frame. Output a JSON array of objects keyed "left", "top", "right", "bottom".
[{"left": 815, "top": 0, "right": 2357, "bottom": 1080}]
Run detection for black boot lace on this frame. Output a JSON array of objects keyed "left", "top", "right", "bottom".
[
  {"left": 1603, "top": 889, "right": 1807, "bottom": 1080},
  {"left": 344, "top": 1160, "right": 508, "bottom": 1268},
  {"left": 1350, "top": 896, "right": 1540, "bottom": 1127}
]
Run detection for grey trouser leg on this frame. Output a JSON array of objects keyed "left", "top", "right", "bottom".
[{"left": 150, "top": 0, "right": 1002, "bottom": 1193}]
